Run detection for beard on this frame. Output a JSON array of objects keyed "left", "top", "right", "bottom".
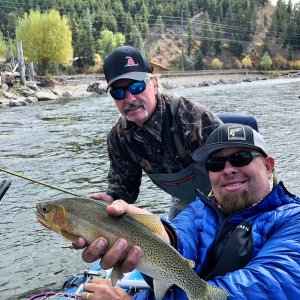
[{"left": 219, "top": 190, "right": 254, "bottom": 215}]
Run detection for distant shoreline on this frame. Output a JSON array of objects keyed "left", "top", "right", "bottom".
[
  {"left": 53, "top": 69, "right": 300, "bottom": 95},
  {"left": 53, "top": 68, "right": 300, "bottom": 89},
  {"left": 1, "top": 70, "right": 299, "bottom": 108}
]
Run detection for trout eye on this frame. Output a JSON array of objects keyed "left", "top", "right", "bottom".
[{"left": 42, "top": 206, "right": 49, "bottom": 213}]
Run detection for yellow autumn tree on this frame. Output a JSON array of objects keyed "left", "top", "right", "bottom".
[
  {"left": 242, "top": 55, "right": 252, "bottom": 69},
  {"left": 211, "top": 58, "right": 223, "bottom": 70},
  {"left": 293, "top": 60, "right": 300, "bottom": 69},
  {"left": 16, "top": 9, "right": 73, "bottom": 75},
  {"left": 273, "top": 53, "right": 287, "bottom": 70}
]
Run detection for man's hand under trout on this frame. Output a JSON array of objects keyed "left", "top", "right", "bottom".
[
  {"left": 72, "top": 200, "right": 170, "bottom": 274},
  {"left": 82, "top": 278, "right": 131, "bottom": 300}
]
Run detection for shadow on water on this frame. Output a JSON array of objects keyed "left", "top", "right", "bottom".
[{"left": 0, "top": 77, "right": 299, "bottom": 299}]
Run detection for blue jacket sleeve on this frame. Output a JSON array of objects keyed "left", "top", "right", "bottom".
[{"left": 171, "top": 199, "right": 218, "bottom": 275}]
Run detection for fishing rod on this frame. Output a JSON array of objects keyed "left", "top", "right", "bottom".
[
  {"left": 0, "top": 168, "right": 81, "bottom": 197},
  {"left": 0, "top": 179, "right": 11, "bottom": 201}
]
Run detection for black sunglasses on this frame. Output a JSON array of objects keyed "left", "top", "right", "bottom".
[
  {"left": 109, "top": 77, "right": 150, "bottom": 100},
  {"left": 205, "top": 151, "right": 264, "bottom": 172}
]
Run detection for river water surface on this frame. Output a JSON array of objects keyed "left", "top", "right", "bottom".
[{"left": 0, "top": 77, "right": 299, "bottom": 299}]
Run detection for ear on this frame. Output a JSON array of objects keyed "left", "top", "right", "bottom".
[
  {"left": 265, "top": 156, "right": 275, "bottom": 179},
  {"left": 151, "top": 76, "right": 158, "bottom": 94}
]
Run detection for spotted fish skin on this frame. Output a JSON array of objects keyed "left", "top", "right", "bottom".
[{"left": 36, "top": 197, "right": 228, "bottom": 300}]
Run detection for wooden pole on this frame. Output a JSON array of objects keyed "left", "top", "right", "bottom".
[
  {"left": 7, "top": 46, "right": 15, "bottom": 69},
  {"left": 29, "top": 61, "right": 35, "bottom": 81},
  {"left": 17, "top": 41, "right": 26, "bottom": 86},
  {"left": 181, "top": 9, "right": 184, "bottom": 73}
]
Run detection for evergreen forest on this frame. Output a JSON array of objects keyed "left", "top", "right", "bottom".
[{"left": 0, "top": 0, "right": 300, "bottom": 74}]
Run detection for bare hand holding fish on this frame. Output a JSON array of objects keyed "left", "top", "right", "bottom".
[
  {"left": 82, "top": 278, "right": 131, "bottom": 300},
  {"left": 36, "top": 197, "right": 228, "bottom": 300}
]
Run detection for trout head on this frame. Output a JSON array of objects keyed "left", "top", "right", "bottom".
[
  {"left": 36, "top": 201, "right": 68, "bottom": 233},
  {"left": 36, "top": 201, "right": 80, "bottom": 243}
]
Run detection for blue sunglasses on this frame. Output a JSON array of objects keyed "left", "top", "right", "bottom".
[{"left": 109, "top": 77, "right": 150, "bottom": 100}]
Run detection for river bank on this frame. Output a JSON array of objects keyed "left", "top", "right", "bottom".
[{"left": 0, "top": 70, "right": 299, "bottom": 108}]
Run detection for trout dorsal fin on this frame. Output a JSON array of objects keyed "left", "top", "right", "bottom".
[{"left": 128, "top": 214, "right": 164, "bottom": 236}]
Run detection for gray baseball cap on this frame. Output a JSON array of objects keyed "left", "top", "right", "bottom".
[{"left": 192, "top": 124, "right": 268, "bottom": 163}]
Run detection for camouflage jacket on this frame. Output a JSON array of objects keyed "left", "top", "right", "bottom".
[{"left": 105, "top": 93, "right": 221, "bottom": 203}]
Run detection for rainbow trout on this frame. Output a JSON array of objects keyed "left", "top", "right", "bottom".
[{"left": 36, "top": 197, "right": 228, "bottom": 300}]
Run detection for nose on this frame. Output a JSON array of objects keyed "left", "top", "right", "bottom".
[
  {"left": 123, "top": 91, "right": 136, "bottom": 104},
  {"left": 223, "top": 161, "right": 237, "bottom": 175}
]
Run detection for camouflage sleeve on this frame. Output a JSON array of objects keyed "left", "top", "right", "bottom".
[
  {"left": 177, "top": 97, "right": 222, "bottom": 153},
  {"left": 105, "top": 124, "right": 142, "bottom": 203}
]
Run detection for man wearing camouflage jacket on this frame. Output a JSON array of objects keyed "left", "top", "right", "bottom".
[{"left": 89, "top": 45, "right": 221, "bottom": 220}]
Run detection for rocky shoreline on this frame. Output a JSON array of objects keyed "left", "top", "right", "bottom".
[
  {"left": 0, "top": 74, "right": 106, "bottom": 108},
  {"left": 0, "top": 71, "right": 299, "bottom": 109}
]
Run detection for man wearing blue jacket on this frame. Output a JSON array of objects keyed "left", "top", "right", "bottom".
[{"left": 80, "top": 124, "right": 300, "bottom": 300}]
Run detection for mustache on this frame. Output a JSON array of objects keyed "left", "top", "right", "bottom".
[{"left": 124, "top": 102, "right": 145, "bottom": 113}]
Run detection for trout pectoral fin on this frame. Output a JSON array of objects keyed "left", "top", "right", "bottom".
[
  {"left": 153, "top": 279, "right": 173, "bottom": 300},
  {"left": 128, "top": 214, "right": 164, "bottom": 236},
  {"left": 111, "top": 264, "right": 124, "bottom": 286},
  {"left": 60, "top": 230, "right": 80, "bottom": 243}
]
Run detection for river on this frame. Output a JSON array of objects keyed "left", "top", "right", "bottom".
[{"left": 0, "top": 77, "right": 299, "bottom": 299}]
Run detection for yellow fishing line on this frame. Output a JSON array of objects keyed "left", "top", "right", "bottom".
[{"left": 0, "top": 167, "right": 80, "bottom": 196}]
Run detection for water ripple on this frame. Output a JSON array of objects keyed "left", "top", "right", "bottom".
[{"left": 0, "top": 77, "right": 299, "bottom": 299}]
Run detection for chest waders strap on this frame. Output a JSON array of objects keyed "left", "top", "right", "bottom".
[
  {"left": 120, "top": 96, "right": 191, "bottom": 165},
  {"left": 169, "top": 96, "right": 192, "bottom": 165},
  {"left": 203, "top": 220, "right": 254, "bottom": 280}
]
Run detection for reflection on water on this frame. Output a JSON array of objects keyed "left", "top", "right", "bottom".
[{"left": 0, "top": 77, "right": 299, "bottom": 299}]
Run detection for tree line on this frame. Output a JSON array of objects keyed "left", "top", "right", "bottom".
[{"left": 0, "top": 0, "right": 299, "bottom": 75}]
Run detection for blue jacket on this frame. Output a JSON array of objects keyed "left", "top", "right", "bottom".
[{"left": 132, "top": 182, "right": 300, "bottom": 299}]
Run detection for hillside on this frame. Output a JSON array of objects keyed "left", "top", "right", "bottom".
[
  {"left": 0, "top": 0, "right": 300, "bottom": 73},
  {"left": 145, "top": 2, "right": 300, "bottom": 70}
]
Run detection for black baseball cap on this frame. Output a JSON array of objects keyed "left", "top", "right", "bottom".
[
  {"left": 192, "top": 124, "right": 268, "bottom": 163},
  {"left": 103, "top": 45, "right": 153, "bottom": 91}
]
